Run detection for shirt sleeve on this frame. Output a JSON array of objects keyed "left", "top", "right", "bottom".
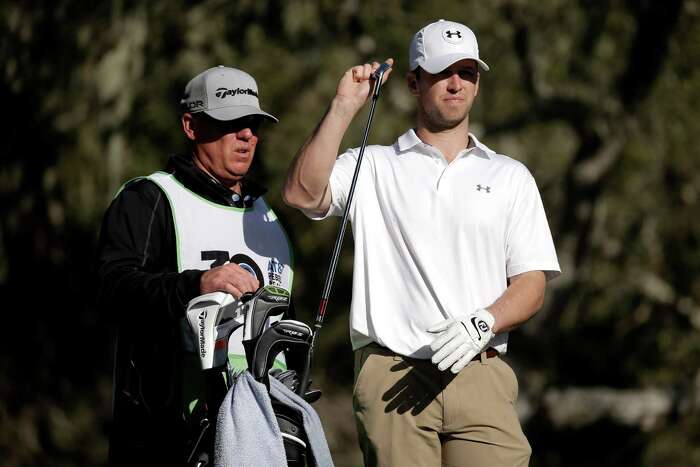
[
  {"left": 95, "top": 179, "right": 203, "bottom": 324},
  {"left": 302, "top": 148, "right": 361, "bottom": 220},
  {"left": 504, "top": 166, "right": 561, "bottom": 280}
]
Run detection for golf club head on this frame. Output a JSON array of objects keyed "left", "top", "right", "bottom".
[
  {"left": 372, "top": 62, "right": 392, "bottom": 97},
  {"left": 269, "top": 369, "right": 322, "bottom": 403}
]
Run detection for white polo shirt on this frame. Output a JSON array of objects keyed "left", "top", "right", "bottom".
[{"left": 311, "top": 129, "right": 560, "bottom": 358}]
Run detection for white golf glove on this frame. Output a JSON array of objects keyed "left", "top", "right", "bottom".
[{"left": 427, "top": 308, "right": 495, "bottom": 374}]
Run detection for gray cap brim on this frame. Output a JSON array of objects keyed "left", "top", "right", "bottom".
[
  {"left": 203, "top": 105, "right": 279, "bottom": 123},
  {"left": 416, "top": 53, "right": 489, "bottom": 73}
]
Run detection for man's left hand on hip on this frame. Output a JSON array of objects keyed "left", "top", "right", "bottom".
[{"left": 427, "top": 308, "right": 495, "bottom": 373}]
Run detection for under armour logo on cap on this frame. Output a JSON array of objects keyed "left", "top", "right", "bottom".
[
  {"left": 409, "top": 19, "right": 490, "bottom": 74},
  {"left": 443, "top": 30, "right": 463, "bottom": 41}
]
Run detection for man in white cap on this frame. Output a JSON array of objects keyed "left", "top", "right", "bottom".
[
  {"left": 284, "top": 19, "right": 560, "bottom": 466},
  {"left": 97, "top": 66, "right": 293, "bottom": 466}
]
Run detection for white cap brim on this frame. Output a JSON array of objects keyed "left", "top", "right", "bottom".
[
  {"left": 417, "top": 53, "right": 489, "bottom": 73},
  {"left": 203, "top": 105, "right": 278, "bottom": 123}
]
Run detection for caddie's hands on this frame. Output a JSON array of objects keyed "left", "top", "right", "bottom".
[
  {"left": 427, "top": 308, "right": 496, "bottom": 374},
  {"left": 200, "top": 263, "right": 259, "bottom": 298},
  {"left": 335, "top": 58, "right": 394, "bottom": 114}
]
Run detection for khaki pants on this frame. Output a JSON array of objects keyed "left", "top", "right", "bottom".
[{"left": 353, "top": 344, "right": 531, "bottom": 467}]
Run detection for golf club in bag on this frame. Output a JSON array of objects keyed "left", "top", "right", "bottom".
[
  {"left": 184, "top": 285, "right": 319, "bottom": 466},
  {"left": 304, "top": 62, "right": 392, "bottom": 388}
]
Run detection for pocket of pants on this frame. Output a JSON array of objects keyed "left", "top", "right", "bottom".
[
  {"left": 353, "top": 346, "right": 371, "bottom": 395},
  {"left": 494, "top": 357, "right": 519, "bottom": 403},
  {"left": 504, "top": 358, "right": 520, "bottom": 402}
]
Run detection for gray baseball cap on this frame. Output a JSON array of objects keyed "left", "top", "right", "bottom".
[
  {"left": 180, "top": 66, "right": 278, "bottom": 122},
  {"left": 409, "top": 19, "right": 489, "bottom": 74}
]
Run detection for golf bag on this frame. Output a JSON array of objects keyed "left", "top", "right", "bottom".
[{"left": 183, "top": 285, "right": 320, "bottom": 466}]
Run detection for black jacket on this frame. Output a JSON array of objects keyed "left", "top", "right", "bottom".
[{"left": 96, "top": 153, "right": 267, "bottom": 466}]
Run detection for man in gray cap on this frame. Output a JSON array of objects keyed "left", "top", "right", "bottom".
[
  {"left": 97, "top": 66, "right": 292, "bottom": 466},
  {"left": 284, "top": 19, "right": 560, "bottom": 466}
]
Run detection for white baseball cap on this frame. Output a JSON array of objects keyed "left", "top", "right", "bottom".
[
  {"left": 409, "top": 19, "right": 489, "bottom": 74},
  {"left": 180, "top": 66, "right": 278, "bottom": 122}
]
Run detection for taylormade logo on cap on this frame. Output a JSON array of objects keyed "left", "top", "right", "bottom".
[
  {"left": 214, "top": 87, "right": 258, "bottom": 99},
  {"left": 409, "top": 19, "right": 490, "bottom": 74},
  {"left": 180, "top": 65, "right": 278, "bottom": 122}
]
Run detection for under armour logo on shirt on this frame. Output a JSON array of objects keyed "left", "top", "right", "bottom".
[{"left": 476, "top": 184, "right": 491, "bottom": 193}]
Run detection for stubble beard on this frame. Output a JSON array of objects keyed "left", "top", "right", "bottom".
[{"left": 421, "top": 105, "right": 470, "bottom": 133}]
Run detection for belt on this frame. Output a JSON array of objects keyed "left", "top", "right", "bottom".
[
  {"left": 471, "top": 348, "right": 498, "bottom": 362},
  {"left": 362, "top": 342, "right": 498, "bottom": 362}
]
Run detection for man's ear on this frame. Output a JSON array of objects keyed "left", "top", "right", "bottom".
[
  {"left": 406, "top": 72, "right": 419, "bottom": 96},
  {"left": 181, "top": 113, "right": 196, "bottom": 141}
]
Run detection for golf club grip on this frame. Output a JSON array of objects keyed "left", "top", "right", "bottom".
[
  {"left": 312, "top": 73, "right": 388, "bottom": 358},
  {"left": 317, "top": 63, "right": 391, "bottom": 309},
  {"left": 318, "top": 96, "right": 379, "bottom": 302}
]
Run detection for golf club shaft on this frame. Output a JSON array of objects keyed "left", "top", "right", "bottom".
[{"left": 311, "top": 63, "right": 391, "bottom": 351}]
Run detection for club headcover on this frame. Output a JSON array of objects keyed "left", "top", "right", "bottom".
[
  {"left": 242, "top": 285, "right": 291, "bottom": 341},
  {"left": 186, "top": 292, "right": 244, "bottom": 370},
  {"left": 186, "top": 286, "right": 292, "bottom": 371},
  {"left": 244, "top": 319, "right": 312, "bottom": 395}
]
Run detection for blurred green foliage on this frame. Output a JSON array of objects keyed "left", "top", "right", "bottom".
[{"left": 2, "top": 0, "right": 700, "bottom": 466}]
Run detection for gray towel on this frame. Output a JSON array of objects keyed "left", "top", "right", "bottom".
[
  {"left": 269, "top": 377, "right": 335, "bottom": 467},
  {"left": 214, "top": 371, "right": 287, "bottom": 467}
]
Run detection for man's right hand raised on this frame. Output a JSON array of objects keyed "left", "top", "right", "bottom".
[
  {"left": 200, "top": 263, "right": 259, "bottom": 298},
  {"left": 282, "top": 58, "right": 393, "bottom": 215},
  {"left": 334, "top": 59, "right": 394, "bottom": 115}
]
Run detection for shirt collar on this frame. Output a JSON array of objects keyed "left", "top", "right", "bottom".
[
  {"left": 167, "top": 153, "right": 267, "bottom": 208},
  {"left": 395, "top": 128, "right": 493, "bottom": 160}
]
